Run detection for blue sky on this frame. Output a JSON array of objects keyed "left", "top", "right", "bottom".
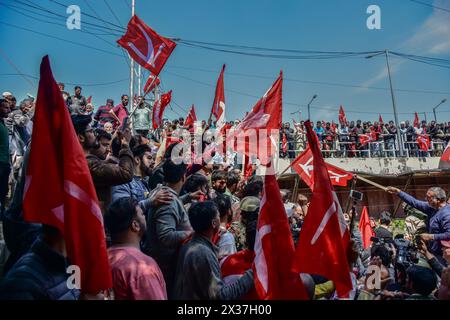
[{"left": 0, "top": 0, "right": 449, "bottom": 123}]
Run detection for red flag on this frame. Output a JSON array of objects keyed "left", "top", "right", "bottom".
[
  {"left": 413, "top": 112, "right": 420, "bottom": 127},
  {"left": 117, "top": 15, "right": 176, "bottom": 76},
  {"left": 359, "top": 134, "right": 372, "bottom": 147},
  {"left": 378, "top": 114, "right": 383, "bottom": 124},
  {"left": 23, "top": 56, "right": 112, "bottom": 293},
  {"left": 234, "top": 72, "right": 283, "bottom": 164},
  {"left": 237, "top": 72, "right": 282, "bottom": 131},
  {"left": 243, "top": 155, "right": 254, "bottom": 179},
  {"left": 291, "top": 147, "right": 353, "bottom": 189},
  {"left": 358, "top": 207, "right": 374, "bottom": 249},
  {"left": 152, "top": 90, "right": 172, "bottom": 129},
  {"left": 292, "top": 120, "right": 352, "bottom": 298},
  {"left": 439, "top": 142, "right": 450, "bottom": 169},
  {"left": 210, "top": 64, "right": 226, "bottom": 129},
  {"left": 220, "top": 250, "right": 258, "bottom": 300},
  {"left": 184, "top": 104, "right": 197, "bottom": 127},
  {"left": 144, "top": 74, "right": 160, "bottom": 94},
  {"left": 338, "top": 106, "right": 347, "bottom": 125},
  {"left": 86, "top": 96, "right": 92, "bottom": 104},
  {"left": 416, "top": 134, "right": 430, "bottom": 152},
  {"left": 282, "top": 133, "right": 287, "bottom": 153},
  {"left": 331, "top": 121, "right": 337, "bottom": 132},
  {"left": 254, "top": 173, "right": 308, "bottom": 299}
]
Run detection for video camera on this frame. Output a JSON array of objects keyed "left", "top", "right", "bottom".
[{"left": 371, "top": 235, "right": 419, "bottom": 270}]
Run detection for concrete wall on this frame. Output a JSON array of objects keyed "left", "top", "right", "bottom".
[{"left": 275, "top": 157, "right": 441, "bottom": 176}]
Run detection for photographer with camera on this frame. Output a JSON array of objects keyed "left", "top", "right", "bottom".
[{"left": 387, "top": 186, "right": 450, "bottom": 264}]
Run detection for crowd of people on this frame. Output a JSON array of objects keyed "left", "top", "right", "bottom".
[
  {"left": 280, "top": 119, "right": 450, "bottom": 159},
  {"left": 0, "top": 86, "right": 449, "bottom": 301}
]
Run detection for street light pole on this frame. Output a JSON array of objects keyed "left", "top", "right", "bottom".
[
  {"left": 433, "top": 99, "right": 447, "bottom": 122},
  {"left": 384, "top": 50, "right": 404, "bottom": 156},
  {"left": 307, "top": 94, "right": 318, "bottom": 121}
]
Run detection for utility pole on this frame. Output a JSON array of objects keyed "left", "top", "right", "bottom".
[
  {"left": 366, "top": 50, "right": 404, "bottom": 156},
  {"left": 384, "top": 50, "right": 404, "bottom": 156}
]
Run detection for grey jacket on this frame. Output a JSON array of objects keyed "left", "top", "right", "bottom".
[
  {"left": 143, "top": 185, "right": 192, "bottom": 295},
  {"left": 173, "top": 234, "right": 254, "bottom": 300}
]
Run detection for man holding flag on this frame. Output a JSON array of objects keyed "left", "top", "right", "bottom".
[
  {"left": 0, "top": 56, "right": 112, "bottom": 298},
  {"left": 292, "top": 120, "right": 353, "bottom": 298}
]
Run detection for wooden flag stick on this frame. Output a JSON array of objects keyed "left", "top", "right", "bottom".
[
  {"left": 276, "top": 161, "right": 295, "bottom": 178},
  {"left": 355, "top": 175, "right": 388, "bottom": 191}
]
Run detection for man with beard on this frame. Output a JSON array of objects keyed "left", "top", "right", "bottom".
[
  {"left": 112, "top": 144, "right": 155, "bottom": 205},
  {"left": 105, "top": 197, "right": 167, "bottom": 300},
  {"left": 210, "top": 170, "right": 227, "bottom": 198},
  {"left": 67, "top": 86, "right": 87, "bottom": 115},
  {"left": 111, "top": 94, "right": 130, "bottom": 128},
  {"left": 91, "top": 129, "right": 112, "bottom": 161},
  {"left": 71, "top": 114, "right": 134, "bottom": 214}
]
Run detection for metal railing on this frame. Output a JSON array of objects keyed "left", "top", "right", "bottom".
[{"left": 280, "top": 134, "right": 448, "bottom": 158}]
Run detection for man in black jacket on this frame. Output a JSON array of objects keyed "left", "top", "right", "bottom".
[
  {"left": 0, "top": 225, "right": 80, "bottom": 300},
  {"left": 173, "top": 201, "right": 254, "bottom": 300}
]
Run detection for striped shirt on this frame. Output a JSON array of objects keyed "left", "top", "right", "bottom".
[{"left": 94, "top": 105, "right": 116, "bottom": 126}]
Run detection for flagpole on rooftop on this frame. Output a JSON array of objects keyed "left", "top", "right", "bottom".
[{"left": 130, "top": 0, "right": 135, "bottom": 110}]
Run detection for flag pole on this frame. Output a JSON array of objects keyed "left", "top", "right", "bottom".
[
  {"left": 276, "top": 160, "right": 294, "bottom": 178},
  {"left": 129, "top": 0, "right": 135, "bottom": 131},
  {"left": 345, "top": 178, "right": 357, "bottom": 214},
  {"left": 355, "top": 174, "right": 387, "bottom": 191}
]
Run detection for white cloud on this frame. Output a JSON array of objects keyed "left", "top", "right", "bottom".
[
  {"left": 357, "top": 0, "right": 450, "bottom": 91},
  {"left": 402, "top": 0, "right": 450, "bottom": 54},
  {"left": 356, "top": 59, "right": 405, "bottom": 92}
]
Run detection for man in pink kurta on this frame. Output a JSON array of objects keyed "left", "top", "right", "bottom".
[
  {"left": 108, "top": 246, "right": 167, "bottom": 300},
  {"left": 105, "top": 197, "right": 167, "bottom": 300},
  {"left": 111, "top": 94, "right": 130, "bottom": 126}
]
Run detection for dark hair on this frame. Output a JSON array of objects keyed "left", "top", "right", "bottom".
[
  {"left": 163, "top": 159, "right": 187, "bottom": 184},
  {"left": 380, "top": 211, "right": 392, "bottom": 226},
  {"left": 243, "top": 176, "right": 263, "bottom": 198},
  {"left": 211, "top": 170, "right": 227, "bottom": 183},
  {"left": 406, "top": 265, "right": 437, "bottom": 296},
  {"left": 111, "top": 136, "right": 121, "bottom": 158},
  {"left": 105, "top": 197, "right": 139, "bottom": 235},
  {"left": 132, "top": 144, "right": 152, "bottom": 159},
  {"left": 226, "top": 172, "right": 240, "bottom": 188},
  {"left": 182, "top": 173, "right": 208, "bottom": 194},
  {"left": 246, "top": 220, "right": 257, "bottom": 251},
  {"left": 75, "top": 86, "right": 81, "bottom": 90},
  {"left": 213, "top": 194, "right": 232, "bottom": 218},
  {"left": 164, "top": 141, "right": 180, "bottom": 160},
  {"left": 71, "top": 114, "right": 92, "bottom": 135},
  {"left": 0, "top": 98, "right": 9, "bottom": 105},
  {"left": 95, "top": 128, "right": 112, "bottom": 141},
  {"left": 370, "top": 244, "right": 392, "bottom": 267},
  {"left": 121, "top": 94, "right": 129, "bottom": 100},
  {"left": 188, "top": 201, "right": 218, "bottom": 233}
]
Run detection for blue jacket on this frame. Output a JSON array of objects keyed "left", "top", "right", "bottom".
[
  {"left": 111, "top": 176, "right": 150, "bottom": 204},
  {"left": 398, "top": 191, "right": 450, "bottom": 256},
  {"left": 0, "top": 238, "right": 80, "bottom": 300}
]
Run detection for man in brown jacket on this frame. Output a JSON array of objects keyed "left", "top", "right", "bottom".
[{"left": 71, "top": 114, "right": 134, "bottom": 213}]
